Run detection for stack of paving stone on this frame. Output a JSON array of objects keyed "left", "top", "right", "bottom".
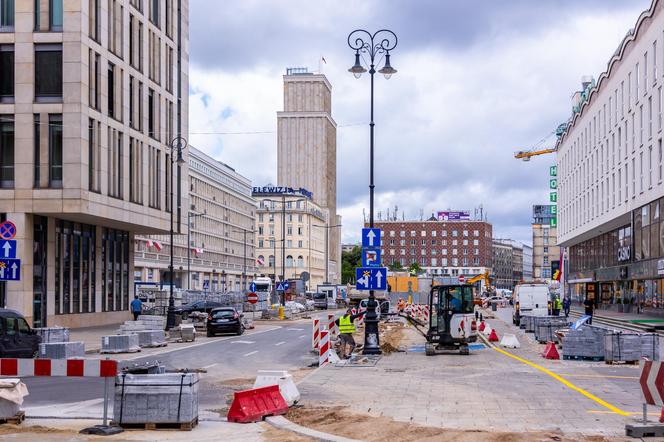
[
  {"left": 34, "top": 327, "right": 70, "bottom": 343},
  {"left": 522, "top": 315, "right": 537, "bottom": 333},
  {"left": 135, "top": 330, "right": 167, "bottom": 348},
  {"left": 101, "top": 334, "right": 141, "bottom": 354},
  {"left": 604, "top": 331, "right": 659, "bottom": 362},
  {"left": 534, "top": 316, "right": 570, "bottom": 343},
  {"left": 561, "top": 325, "right": 607, "bottom": 360},
  {"left": 38, "top": 341, "right": 85, "bottom": 359},
  {"left": 169, "top": 324, "right": 196, "bottom": 342},
  {"left": 118, "top": 315, "right": 166, "bottom": 334},
  {"left": 113, "top": 373, "right": 199, "bottom": 426}
]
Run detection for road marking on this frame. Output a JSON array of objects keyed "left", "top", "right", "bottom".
[
  {"left": 203, "top": 363, "right": 218, "bottom": 369},
  {"left": 587, "top": 410, "right": 662, "bottom": 416},
  {"left": 299, "top": 335, "right": 306, "bottom": 339},
  {"left": 559, "top": 374, "right": 639, "bottom": 380},
  {"left": 231, "top": 340, "right": 256, "bottom": 344},
  {"left": 244, "top": 350, "right": 258, "bottom": 357},
  {"left": 288, "top": 328, "right": 304, "bottom": 331},
  {"left": 275, "top": 341, "right": 286, "bottom": 346},
  {"left": 122, "top": 326, "right": 282, "bottom": 362},
  {"left": 490, "top": 345, "right": 630, "bottom": 416}
]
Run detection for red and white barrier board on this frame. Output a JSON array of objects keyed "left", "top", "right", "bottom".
[
  {"left": 319, "top": 331, "right": 330, "bottom": 366},
  {"left": 327, "top": 314, "right": 338, "bottom": 338},
  {"left": 640, "top": 360, "right": 664, "bottom": 406},
  {"left": 0, "top": 358, "right": 117, "bottom": 377},
  {"left": 312, "top": 319, "right": 320, "bottom": 350}
]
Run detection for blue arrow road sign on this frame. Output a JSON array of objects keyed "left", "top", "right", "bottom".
[
  {"left": 277, "top": 281, "right": 290, "bottom": 291},
  {"left": 355, "top": 267, "right": 387, "bottom": 291},
  {"left": 0, "top": 240, "right": 16, "bottom": 259},
  {"left": 361, "top": 247, "right": 381, "bottom": 267},
  {"left": 249, "top": 282, "right": 256, "bottom": 292},
  {"left": 0, "top": 259, "right": 20, "bottom": 281},
  {"left": 361, "top": 228, "right": 381, "bottom": 248}
]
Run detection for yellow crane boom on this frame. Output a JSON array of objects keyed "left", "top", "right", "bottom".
[{"left": 514, "top": 148, "right": 557, "bottom": 161}]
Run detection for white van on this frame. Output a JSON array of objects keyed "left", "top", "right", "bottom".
[{"left": 512, "top": 283, "right": 550, "bottom": 325}]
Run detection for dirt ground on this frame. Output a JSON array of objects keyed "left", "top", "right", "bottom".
[
  {"left": 286, "top": 407, "right": 631, "bottom": 442},
  {"left": 0, "top": 424, "right": 72, "bottom": 435},
  {"left": 260, "top": 423, "right": 314, "bottom": 442}
]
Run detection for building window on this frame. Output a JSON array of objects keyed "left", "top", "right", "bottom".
[
  {"left": 55, "top": 221, "right": 96, "bottom": 315},
  {"left": 88, "top": 0, "right": 100, "bottom": 41},
  {"left": 49, "top": 0, "right": 63, "bottom": 31},
  {"left": 0, "top": 45, "right": 13, "bottom": 102},
  {"left": 286, "top": 255, "right": 293, "bottom": 268},
  {"left": 88, "top": 50, "right": 100, "bottom": 110},
  {"left": 101, "top": 227, "right": 129, "bottom": 312},
  {"left": 108, "top": 0, "right": 123, "bottom": 57},
  {"left": 34, "top": 115, "right": 40, "bottom": 188},
  {"left": 35, "top": 44, "right": 62, "bottom": 101},
  {"left": 129, "top": 138, "right": 143, "bottom": 204},
  {"left": 148, "top": 89, "right": 156, "bottom": 138},
  {"left": 268, "top": 255, "right": 274, "bottom": 268},
  {"left": 0, "top": 0, "right": 14, "bottom": 31},
  {"left": 107, "top": 128, "right": 123, "bottom": 198},
  {"left": 48, "top": 114, "right": 62, "bottom": 188},
  {"left": 88, "top": 118, "right": 101, "bottom": 192},
  {"left": 0, "top": 116, "right": 13, "bottom": 188},
  {"left": 149, "top": 0, "right": 159, "bottom": 26},
  {"left": 297, "top": 256, "right": 303, "bottom": 267}
]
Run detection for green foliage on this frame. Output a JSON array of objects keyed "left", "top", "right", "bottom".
[
  {"left": 408, "top": 262, "right": 423, "bottom": 276},
  {"left": 342, "top": 246, "right": 362, "bottom": 284},
  {"left": 388, "top": 261, "right": 403, "bottom": 271}
]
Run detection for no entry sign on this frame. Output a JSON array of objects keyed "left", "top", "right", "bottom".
[{"left": 247, "top": 292, "right": 258, "bottom": 304}]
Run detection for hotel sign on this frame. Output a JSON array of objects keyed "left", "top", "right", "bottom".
[{"left": 252, "top": 186, "right": 313, "bottom": 199}]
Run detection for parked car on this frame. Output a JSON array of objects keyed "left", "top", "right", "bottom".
[
  {"left": 0, "top": 309, "right": 41, "bottom": 358},
  {"left": 174, "top": 300, "right": 225, "bottom": 319},
  {"left": 206, "top": 307, "right": 244, "bottom": 336}
]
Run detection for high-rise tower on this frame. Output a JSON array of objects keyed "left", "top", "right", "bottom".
[{"left": 277, "top": 68, "right": 340, "bottom": 283}]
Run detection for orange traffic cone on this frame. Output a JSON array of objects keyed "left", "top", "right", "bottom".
[
  {"left": 478, "top": 321, "right": 486, "bottom": 332},
  {"left": 542, "top": 341, "right": 560, "bottom": 360},
  {"left": 488, "top": 329, "right": 499, "bottom": 342}
]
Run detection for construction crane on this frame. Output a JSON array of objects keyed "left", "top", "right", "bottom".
[{"left": 513, "top": 124, "right": 567, "bottom": 161}]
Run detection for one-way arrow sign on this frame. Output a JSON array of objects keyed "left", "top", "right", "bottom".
[
  {"left": 362, "top": 228, "right": 381, "bottom": 248},
  {"left": 0, "top": 240, "right": 16, "bottom": 259},
  {"left": 0, "top": 258, "right": 20, "bottom": 281}
]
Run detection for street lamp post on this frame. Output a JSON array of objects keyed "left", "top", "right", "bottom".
[
  {"left": 233, "top": 227, "right": 255, "bottom": 292},
  {"left": 167, "top": 136, "right": 187, "bottom": 330},
  {"left": 187, "top": 210, "right": 206, "bottom": 290},
  {"left": 347, "top": 29, "right": 398, "bottom": 355},
  {"left": 313, "top": 223, "right": 342, "bottom": 284}
]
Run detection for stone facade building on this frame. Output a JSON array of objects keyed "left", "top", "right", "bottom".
[
  {"left": 134, "top": 147, "right": 256, "bottom": 292},
  {"left": 276, "top": 68, "right": 341, "bottom": 283},
  {"left": 532, "top": 205, "right": 560, "bottom": 280},
  {"left": 0, "top": 0, "right": 188, "bottom": 327}
]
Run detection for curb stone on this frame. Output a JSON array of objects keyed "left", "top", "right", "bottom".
[{"left": 265, "top": 415, "right": 362, "bottom": 442}]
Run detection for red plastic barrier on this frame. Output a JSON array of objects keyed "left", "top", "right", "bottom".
[
  {"left": 488, "top": 329, "right": 499, "bottom": 342},
  {"left": 542, "top": 341, "right": 560, "bottom": 360},
  {"left": 227, "top": 384, "right": 288, "bottom": 423}
]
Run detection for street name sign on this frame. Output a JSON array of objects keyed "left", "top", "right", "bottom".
[
  {"left": 361, "top": 228, "right": 381, "bottom": 248},
  {"left": 0, "top": 259, "right": 20, "bottom": 281},
  {"left": 361, "top": 247, "right": 381, "bottom": 267},
  {"left": 355, "top": 267, "right": 387, "bottom": 291},
  {"left": 0, "top": 240, "right": 16, "bottom": 259}
]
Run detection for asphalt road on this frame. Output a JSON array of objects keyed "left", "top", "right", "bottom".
[{"left": 21, "top": 321, "right": 315, "bottom": 416}]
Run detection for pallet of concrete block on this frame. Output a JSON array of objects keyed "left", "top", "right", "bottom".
[
  {"left": 39, "top": 341, "right": 85, "bottom": 359},
  {"left": 534, "top": 316, "right": 570, "bottom": 344},
  {"left": 101, "top": 334, "right": 141, "bottom": 354},
  {"left": 34, "top": 327, "right": 70, "bottom": 343},
  {"left": 561, "top": 325, "right": 607, "bottom": 361},
  {"left": 112, "top": 372, "right": 199, "bottom": 430},
  {"left": 522, "top": 315, "right": 536, "bottom": 333},
  {"left": 169, "top": 324, "right": 195, "bottom": 343},
  {"left": 604, "top": 331, "right": 659, "bottom": 364},
  {"left": 136, "top": 330, "right": 167, "bottom": 348},
  {"left": 138, "top": 315, "right": 167, "bottom": 330}
]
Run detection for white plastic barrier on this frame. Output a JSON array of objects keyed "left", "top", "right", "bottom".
[
  {"left": 500, "top": 334, "right": 521, "bottom": 349},
  {"left": 253, "top": 370, "right": 301, "bottom": 406}
]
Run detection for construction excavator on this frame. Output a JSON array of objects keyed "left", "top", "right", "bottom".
[{"left": 402, "top": 284, "right": 478, "bottom": 356}]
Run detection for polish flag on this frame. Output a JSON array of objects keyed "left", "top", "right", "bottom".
[
  {"left": 152, "top": 241, "right": 163, "bottom": 252},
  {"left": 145, "top": 240, "right": 153, "bottom": 248},
  {"left": 256, "top": 257, "right": 265, "bottom": 266}
]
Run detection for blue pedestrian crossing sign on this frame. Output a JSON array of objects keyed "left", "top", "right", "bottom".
[
  {"left": 0, "top": 259, "right": 20, "bottom": 281},
  {"left": 203, "top": 280, "right": 210, "bottom": 290},
  {"left": 249, "top": 282, "right": 256, "bottom": 292},
  {"left": 355, "top": 267, "right": 387, "bottom": 291},
  {"left": 361, "top": 228, "right": 381, "bottom": 248},
  {"left": 0, "top": 240, "right": 16, "bottom": 259},
  {"left": 361, "top": 247, "right": 381, "bottom": 267},
  {"left": 277, "top": 281, "right": 290, "bottom": 292}
]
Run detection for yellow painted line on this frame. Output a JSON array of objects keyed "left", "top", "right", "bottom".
[
  {"left": 588, "top": 410, "right": 660, "bottom": 416},
  {"left": 491, "top": 345, "right": 631, "bottom": 416},
  {"left": 558, "top": 374, "right": 639, "bottom": 380}
]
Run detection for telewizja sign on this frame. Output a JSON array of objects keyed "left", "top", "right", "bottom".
[{"left": 252, "top": 186, "right": 313, "bottom": 200}]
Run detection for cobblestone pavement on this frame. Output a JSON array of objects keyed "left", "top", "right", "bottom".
[{"left": 298, "top": 307, "right": 647, "bottom": 436}]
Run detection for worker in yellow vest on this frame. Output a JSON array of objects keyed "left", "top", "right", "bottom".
[{"left": 335, "top": 308, "right": 366, "bottom": 359}]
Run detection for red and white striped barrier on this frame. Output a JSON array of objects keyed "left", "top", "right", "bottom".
[
  {"left": 0, "top": 358, "right": 117, "bottom": 377},
  {"left": 357, "top": 307, "right": 365, "bottom": 326},
  {"left": 640, "top": 360, "right": 664, "bottom": 405},
  {"left": 327, "top": 314, "right": 338, "bottom": 338},
  {"left": 422, "top": 305, "right": 430, "bottom": 324},
  {"left": 319, "top": 330, "right": 330, "bottom": 366},
  {"left": 312, "top": 319, "right": 321, "bottom": 350}
]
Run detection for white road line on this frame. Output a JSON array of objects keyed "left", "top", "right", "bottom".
[
  {"left": 299, "top": 335, "right": 306, "bottom": 339},
  {"left": 287, "top": 328, "right": 304, "bottom": 331},
  {"left": 244, "top": 350, "right": 258, "bottom": 357},
  {"left": 122, "top": 326, "right": 282, "bottom": 361},
  {"left": 275, "top": 341, "right": 286, "bottom": 346},
  {"left": 231, "top": 340, "right": 255, "bottom": 344},
  {"left": 202, "top": 363, "right": 218, "bottom": 369}
]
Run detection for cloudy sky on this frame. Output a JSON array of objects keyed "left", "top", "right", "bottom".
[{"left": 188, "top": 0, "right": 651, "bottom": 245}]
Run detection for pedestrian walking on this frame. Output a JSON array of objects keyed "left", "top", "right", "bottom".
[
  {"left": 553, "top": 296, "right": 562, "bottom": 316},
  {"left": 130, "top": 295, "right": 143, "bottom": 321},
  {"left": 562, "top": 296, "right": 571, "bottom": 318},
  {"left": 583, "top": 297, "right": 594, "bottom": 325},
  {"left": 335, "top": 308, "right": 366, "bottom": 359}
]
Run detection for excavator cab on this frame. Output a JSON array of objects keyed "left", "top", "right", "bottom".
[{"left": 426, "top": 284, "right": 477, "bottom": 355}]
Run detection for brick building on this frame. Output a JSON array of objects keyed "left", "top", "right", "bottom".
[{"left": 369, "top": 219, "right": 493, "bottom": 277}]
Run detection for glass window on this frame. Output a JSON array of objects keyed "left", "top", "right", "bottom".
[
  {"left": 0, "top": 116, "right": 13, "bottom": 188},
  {"left": 49, "top": 0, "right": 62, "bottom": 31},
  {"left": 35, "top": 44, "right": 62, "bottom": 100},
  {"left": 0, "top": 0, "right": 14, "bottom": 31},
  {"left": 49, "top": 114, "right": 63, "bottom": 188},
  {"left": 0, "top": 45, "right": 13, "bottom": 102}
]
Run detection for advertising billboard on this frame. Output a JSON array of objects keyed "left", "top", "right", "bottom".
[{"left": 437, "top": 211, "right": 471, "bottom": 221}]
